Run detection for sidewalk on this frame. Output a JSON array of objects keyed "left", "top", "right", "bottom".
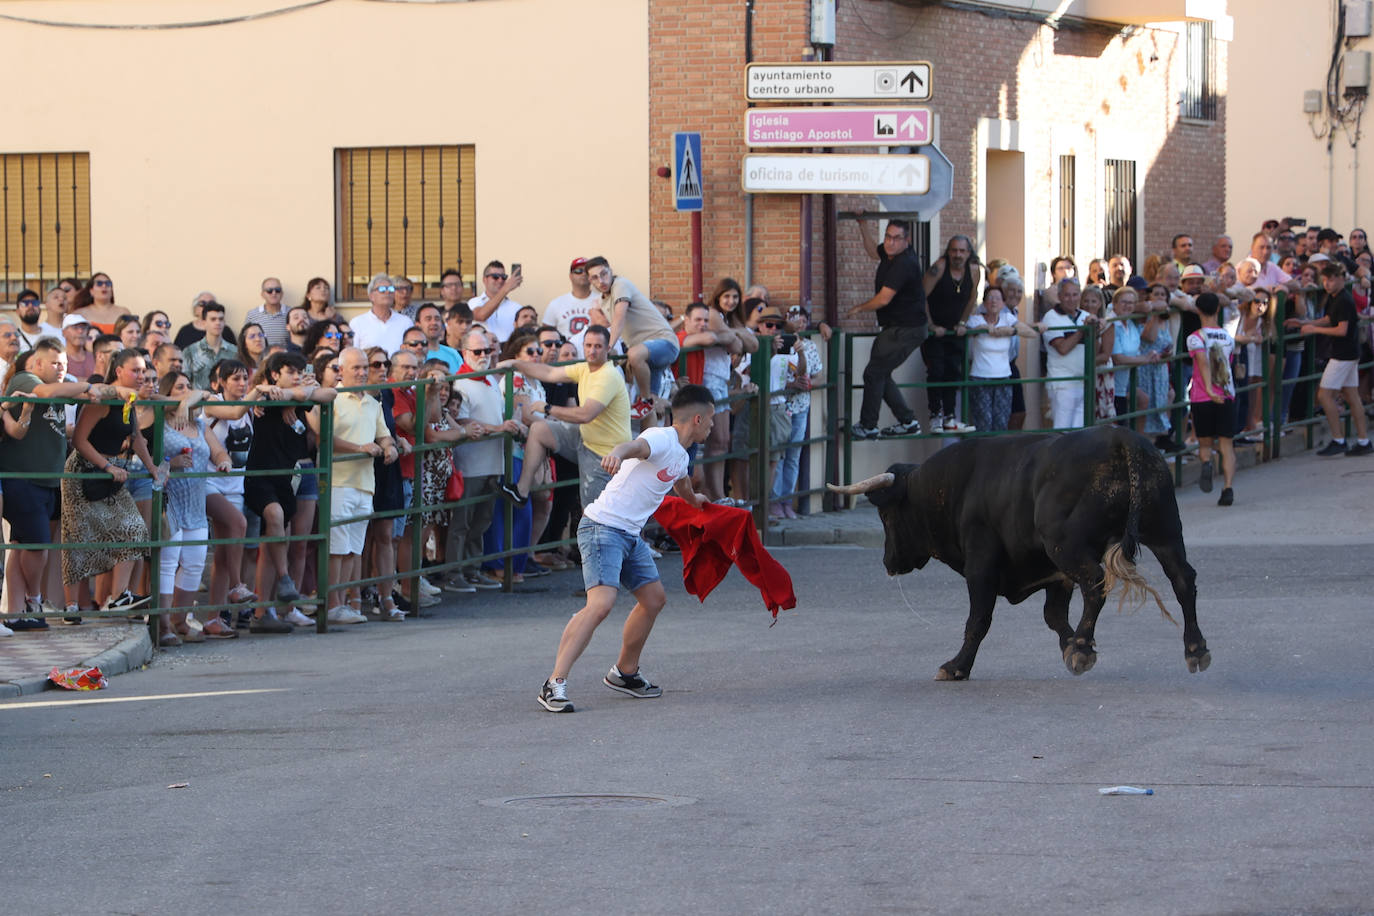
[{"left": 0, "top": 618, "right": 152, "bottom": 698}]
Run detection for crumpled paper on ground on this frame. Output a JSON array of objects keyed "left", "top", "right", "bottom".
[{"left": 48, "top": 666, "right": 108, "bottom": 690}]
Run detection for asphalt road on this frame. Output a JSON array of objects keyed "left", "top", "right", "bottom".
[{"left": 4, "top": 450, "right": 1372, "bottom": 915}]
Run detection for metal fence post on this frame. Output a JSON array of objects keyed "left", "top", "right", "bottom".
[
  {"left": 147, "top": 400, "right": 166, "bottom": 645},
  {"left": 1082, "top": 324, "right": 1097, "bottom": 428},
  {"left": 824, "top": 330, "right": 841, "bottom": 511},
  {"left": 314, "top": 401, "right": 333, "bottom": 634},
  {"left": 752, "top": 333, "right": 773, "bottom": 540}
]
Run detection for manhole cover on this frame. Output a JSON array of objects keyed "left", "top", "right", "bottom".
[{"left": 483, "top": 794, "right": 695, "bottom": 809}]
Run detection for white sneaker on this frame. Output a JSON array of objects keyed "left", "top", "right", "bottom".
[
  {"left": 326, "top": 605, "right": 368, "bottom": 625},
  {"left": 283, "top": 608, "right": 314, "bottom": 627},
  {"left": 942, "top": 418, "right": 976, "bottom": 433},
  {"left": 417, "top": 576, "right": 441, "bottom": 597},
  {"left": 0, "top": 622, "right": 12, "bottom": 637},
  {"left": 418, "top": 592, "right": 441, "bottom": 608}
]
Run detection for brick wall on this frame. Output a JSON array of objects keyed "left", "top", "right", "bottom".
[{"left": 648, "top": 1, "right": 1227, "bottom": 329}]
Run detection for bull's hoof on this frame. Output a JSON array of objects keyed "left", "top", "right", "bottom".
[
  {"left": 1063, "top": 639, "right": 1097, "bottom": 676},
  {"left": 1185, "top": 643, "right": 1212, "bottom": 673},
  {"left": 935, "top": 665, "right": 969, "bottom": 681}
]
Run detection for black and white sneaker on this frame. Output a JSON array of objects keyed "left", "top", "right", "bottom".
[
  {"left": 538, "top": 678, "right": 575, "bottom": 713},
  {"left": 850, "top": 424, "right": 880, "bottom": 440},
  {"left": 498, "top": 478, "right": 528, "bottom": 507},
  {"left": 1346, "top": 441, "right": 1373, "bottom": 456},
  {"left": 104, "top": 589, "right": 150, "bottom": 612},
  {"left": 1198, "top": 459, "right": 1214, "bottom": 493},
  {"left": 274, "top": 575, "right": 302, "bottom": 603},
  {"left": 1317, "top": 441, "right": 1348, "bottom": 457},
  {"left": 603, "top": 665, "right": 662, "bottom": 698},
  {"left": 879, "top": 418, "right": 921, "bottom": 437}
]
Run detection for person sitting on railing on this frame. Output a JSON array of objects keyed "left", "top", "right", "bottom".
[
  {"left": 62, "top": 349, "right": 165, "bottom": 616},
  {"left": 151, "top": 371, "right": 234, "bottom": 647},
  {"left": 244, "top": 351, "right": 335, "bottom": 633},
  {"left": 1287, "top": 261, "right": 1373, "bottom": 457},
  {"left": 965, "top": 286, "right": 1040, "bottom": 434},
  {"left": 1042, "top": 278, "right": 1098, "bottom": 430}
]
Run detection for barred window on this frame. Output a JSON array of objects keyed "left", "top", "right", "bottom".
[
  {"left": 1058, "top": 155, "right": 1076, "bottom": 259},
  {"left": 1, "top": 152, "right": 91, "bottom": 299},
  {"left": 1103, "top": 159, "right": 1138, "bottom": 263},
  {"left": 337, "top": 145, "right": 476, "bottom": 302},
  {"left": 1181, "top": 21, "right": 1217, "bottom": 121}
]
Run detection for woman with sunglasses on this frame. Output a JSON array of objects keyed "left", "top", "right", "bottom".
[
  {"left": 237, "top": 322, "right": 269, "bottom": 371},
  {"left": 301, "top": 319, "right": 342, "bottom": 358},
  {"left": 361, "top": 346, "right": 410, "bottom": 612},
  {"left": 301, "top": 277, "right": 336, "bottom": 325},
  {"left": 140, "top": 310, "right": 174, "bottom": 342},
  {"left": 71, "top": 272, "right": 132, "bottom": 334}
]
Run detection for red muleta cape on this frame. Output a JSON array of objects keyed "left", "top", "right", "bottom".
[{"left": 652, "top": 497, "right": 796, "bottom": 618}]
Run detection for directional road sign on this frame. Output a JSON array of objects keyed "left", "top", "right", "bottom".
[
  {"left": 877, "top": 143, "right": 954, "bottom": 216},
  {"left": 742, "top": 153, "right": 930, "bottom": 195},
  {"left": 744, "top": 107, "right": 931, "bottom": 148},
  {"left": 673, "top": 132, "right": 703, "bottom": 212},
  {"left": 746, "top": 62, "right": 932, "bottom": 102}
]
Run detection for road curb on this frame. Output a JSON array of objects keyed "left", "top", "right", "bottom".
[{"left": 0, "top": 627, "right": 152, "bottom": 699}]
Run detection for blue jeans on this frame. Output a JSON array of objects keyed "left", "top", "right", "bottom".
[
  {"left": 577, "top": 517, "right": 659, "bottom": 592},
  {"left": 1277, "top": 349, "right": 1303, "bottom": 428},
  {"left": 483, "top": 457, "right": 530, "bottom": 574},
  {"left": 771, "top": 410, "right": 809, "bottom": 502},
  {"left": 641, "top": 338, "right": 680, "bottom": 396}
]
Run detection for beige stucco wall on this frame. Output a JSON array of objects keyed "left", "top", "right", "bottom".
[
  {"left": 1228, "top": 0, "right": 1374, "bottom": 238},
  {"left": 0, "top": 0, "right": 649, "bottom": 329}
]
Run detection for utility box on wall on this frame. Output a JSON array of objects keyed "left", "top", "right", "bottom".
[{"left": 1346, "top": 1, "right": 1372, "bottom": 39}]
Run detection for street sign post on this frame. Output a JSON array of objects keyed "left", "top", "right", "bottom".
[
  {"left": 742, "top": 153, "right": 930, "bottom": 195},
  {"left": 871, "top": 143, "right": 954, "bottom": 216},
  {"left": 673, "top": 131, "right": 703, "bottom": 212},
  {"left": 746, "top": 62, "right": 932, "bottom": 102},
  {"left": 744, "top": 107, "right": 931, "bottom": 148}
]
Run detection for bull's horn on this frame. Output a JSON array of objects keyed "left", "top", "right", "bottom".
[{"left": 826, "top": 472, "right": 895, "bottom": 495}]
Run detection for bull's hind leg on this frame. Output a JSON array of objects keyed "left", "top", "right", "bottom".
[
  {"left": 936, "top": 575, "right": 998, "bottom": 681},
  {"left": 1045, "top": 543, "right": 1110, "bottom": 676},
  {"left": 1147, "top": 540, "right": 1211, "bottom": 673}
]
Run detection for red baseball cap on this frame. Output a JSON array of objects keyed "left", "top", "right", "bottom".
[{"left": 569, "top": 257, "right": 588, "bottom": 271}]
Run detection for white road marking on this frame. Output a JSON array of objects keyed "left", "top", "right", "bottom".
[{"left": 0, "top": 688, "right": 286, "bottom": 711}]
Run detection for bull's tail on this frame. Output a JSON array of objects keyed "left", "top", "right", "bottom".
[{"left": 1101, "top": 441, "right": 1177, "bottom": 626}]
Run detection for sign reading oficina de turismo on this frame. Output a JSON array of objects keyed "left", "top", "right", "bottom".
[{"left": 742, "top": 153, "right": 930, "bottom": 195}]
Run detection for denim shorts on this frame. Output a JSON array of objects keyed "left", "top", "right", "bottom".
[
  {"left": 577, "top": 517, "right": 660, "bottom": 592},
  {"left": 393, "top": 478, "right": 413, "bottom": 539},
  {"left": 116, "top": 457, "right": 152, "bottom": 502},
  {"left": 296, "top": 459, "right": 319, "bottom": 500}
]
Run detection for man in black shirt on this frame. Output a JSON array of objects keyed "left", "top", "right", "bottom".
[
  {"left": 1288, "top": 261, "right": 1372, "bottom": 456},
  {"left": 847, "top": 217, "right": 929, "bottom": 438}
]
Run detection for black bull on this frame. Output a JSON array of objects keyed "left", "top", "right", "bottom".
[{"left": 829, "top": 427, "right": 1211, "bottom": 679}]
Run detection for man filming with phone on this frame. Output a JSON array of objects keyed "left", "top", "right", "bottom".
[{"left": 470, "top": 259, "right": 526, "bottom": 343}]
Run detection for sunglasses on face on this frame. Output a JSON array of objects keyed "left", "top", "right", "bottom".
[
  {"left": 485, "top": 274, "right": 507, "bottom": 282},
  {"left": 154, "top": 320, "right": 171, "bottom": 328},
  {"left": 93, "top": 279, "right": 112, "bottom": 287},
  {"left": 539, "top": 339, "right": 562, "bottom": 348},
  {"left": 404, "top": 340, "right": 426, "bottom": 348},
  {"left": 760, "top": 321, "right": 782, "bottom": 330},
  {"left": 264, "top": 287, "right": 282, "bottom": 294},
  {"left": 523, "top": 346, "right": 543, "bottom": 356},
  {"left": 339, "top": 330, "right": 355, "bottom": 338},
  {"left": 466, "top": 347, "right": 494, "bottom": 356},
  {"left": 17, "top": 299, "right": 38, "bottom": 307},
  {"left": 371, "top": 360, "right": 391, "bottom": 369},
  {"left": 324, "top": 331, "right": 339, "bottom": 339},
  {"left": 327, "top": 363, "right": 340, "bottom": 373},
  {"left": 373, "top": 285, "right": 396, "bottom": 293}
]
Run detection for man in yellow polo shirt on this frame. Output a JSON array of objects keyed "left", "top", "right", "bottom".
[
  {"left": 327, "top": 347, "right": 400, "bottom": 624},
  {"left": 496, "top": 324, "right": 629, "bottom": 508}
]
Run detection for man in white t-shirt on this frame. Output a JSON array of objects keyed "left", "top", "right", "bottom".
[
  {"left": 1041, "top": 277, "right": 1098, "bottom": 430},
  {"left": 349, "top": 273, "right": 414, "bottom": 354},
  {"left": 536, "top": 384, "right": 715, "bottom": 714},
  {"left": 14, "top": 289, "right": 61, "bottom": 350},
  {"left": 543, "top": 256, "right": 599, "bottom": 356},
  {"left": 469, "top": 259, "right": 525, "bottom": 342}
]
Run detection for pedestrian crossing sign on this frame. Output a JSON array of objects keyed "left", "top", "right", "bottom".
[{"left": 673, "top": 132, "right": 703, "bottom": 212}]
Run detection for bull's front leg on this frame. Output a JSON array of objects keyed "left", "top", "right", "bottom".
[
  {"left": 1041, "top": 580, "right": 1075, "bottom": 655},
  {"left": 1045, "top": 545, "right": 1107, "bottom": 676},
  {"left": 937, "top": 576, "right": 998, "bottom": 681}
]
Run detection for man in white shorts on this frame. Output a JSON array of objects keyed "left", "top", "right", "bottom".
[
  {"left": 1288, "top": 261, "right": 1373, "bottom": 456},
  {"left": 537, "top": 384, "right": 715, "bottom": 713}
]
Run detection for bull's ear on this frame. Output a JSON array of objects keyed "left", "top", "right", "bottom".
[{"left": 866, "top": 465, "right": 914, "bottom": 508}]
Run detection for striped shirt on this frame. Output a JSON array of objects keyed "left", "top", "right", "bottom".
[{"left": 244, "top": 305, "right": 291, "bottom": 348}]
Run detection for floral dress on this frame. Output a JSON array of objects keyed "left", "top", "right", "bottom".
[
  {"left": 420, "top": 412, "right": 454, "bottom": 528},
  {"left": 1139, "top": 319, "right": 1174, "bottom": 435}
]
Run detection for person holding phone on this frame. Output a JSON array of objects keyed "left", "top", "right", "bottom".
[{"left": 469, "top": 259, "right": 526, "bottom": 343}]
